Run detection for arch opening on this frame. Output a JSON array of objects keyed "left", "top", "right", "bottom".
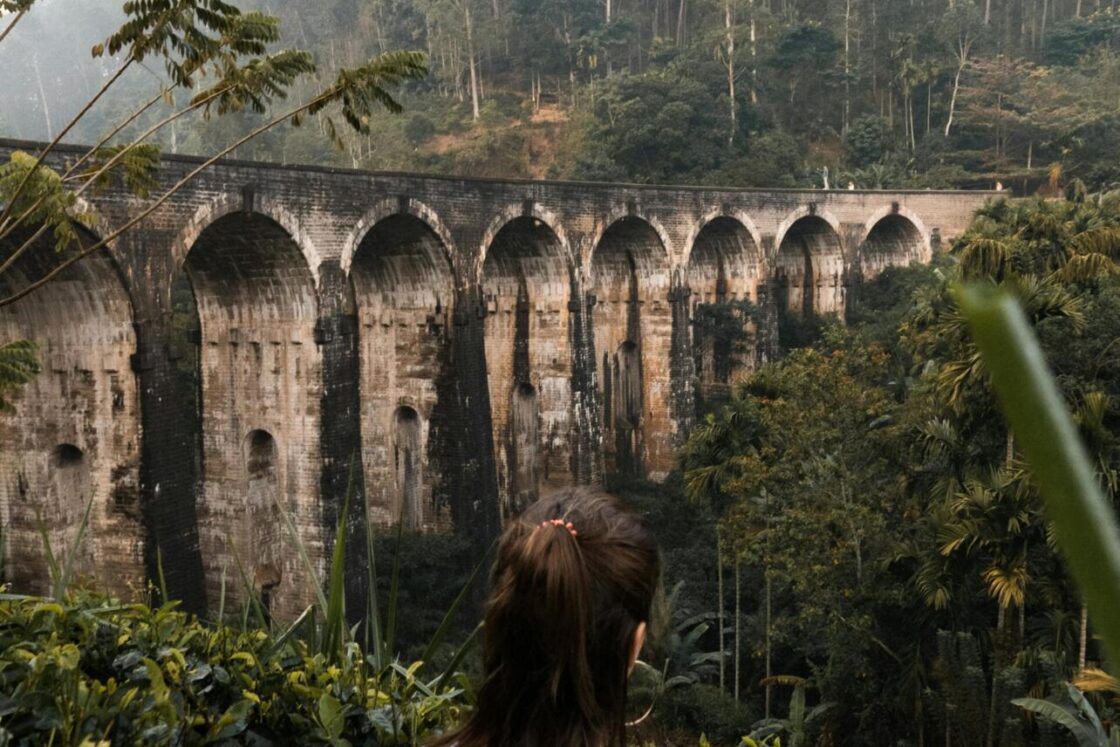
[
  {"left": 860, "top": 214, "right": 925, "bottom": 280},
  {"left": 591, "top": 217, "right": 672, "bottom": 479},
  {"left": 687, "top": 218, "right": 764, "bottom": 396},
  {"left": 482, "top": 216, "right": 572, "bottom": 518},
  {"left": 351, "top": 214, "right": 453, "bottom": 531},
  {"left": 775, "top": 215, "right": 845, "bottom": 318},
  {"left": 0, "top": 227, "right": 142, "bottom": 596},
  {"left": 185, "top": 210, "right": 320, "bottom": 620}
]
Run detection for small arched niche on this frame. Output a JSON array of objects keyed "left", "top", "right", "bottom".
[
  {"left": 350, "top": 214, "right": 453, "bottom": 530},
  {"left": 687, "top": 217, "right": 764, "bottom": 390},
  {"left": 860, "top": 214, "right": 926, "bottom": 280},
  {"left": 591, "top": 217, "right": 671, "bottom": 479},
  {"left": 392, "top": 406, "right": 423, "bottom": 530},
  {"left": 482, "top": 215, "right": 572, "bottom": 515},
  {"left": 244, "top": 429, "right": 282, "bottom": 613},
  {"left": 509, "top": 382, "right": 539, "bottom": 514}
]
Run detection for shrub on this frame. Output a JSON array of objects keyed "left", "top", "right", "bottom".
[
  {"left": 657, "top": 683, "right": 756, "bottom": 745},
  {"left": 0, "top": 590, "right": 470, "bottom": 745}
]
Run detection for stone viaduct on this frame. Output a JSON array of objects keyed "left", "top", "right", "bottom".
[{"left": 0, "top": 139, "right": 994, "bottom": 618}]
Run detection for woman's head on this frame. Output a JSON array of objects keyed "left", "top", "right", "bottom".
[{"left": 438, "top": 486, "right": 660, "bottom": 747}]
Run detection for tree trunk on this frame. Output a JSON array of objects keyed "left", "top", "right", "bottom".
[
  {"left": 726, "top": 0, "right": 737, "bottom": 144},
  {"left": 32, "top": 52, "right": 53, "bottom": 140},
  {"left": 677, "top": 0, "right": 686, "bottom": 46},
  {"left": 945, "top": 60, "right": 965, "bottom": 137},
  {"left": 765, "top": 572, "right": 772, "bottom": 718},
  {"left": 734, "top": 559, "right": 741, "bottom": 700},
  {"left": 465, "top": 3, "right": 481, "bottom": 121},
  {"left": 717, "top": 530, "right": 726, "bottom": 692},
  {"left": 1080, "top": 601, "right": 1089, "bottom": 669},
  {"left": 844, "top": 0, "right": 852, "bottom": 132},
  {"left": 985, "top": 0, "right": 992, "bottom": 23},
  {"left": 749, "top": 0, "right": 758, "bottom": 104}
]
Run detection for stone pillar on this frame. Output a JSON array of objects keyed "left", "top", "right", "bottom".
[
  {"left": 668, "top": 277, "right": 697, "bottom": 444},
  {"left": 567, "top": 272, "right": 602, "bottom": 485},
  {"left": 315, "top": 259, "right": 369, "bottom": 626},
  {"left": 444, "top": 285, "right": 501, "bottom": 561},
  {"left": 134, "top": 315, "right": 208, "bottom": 615}
]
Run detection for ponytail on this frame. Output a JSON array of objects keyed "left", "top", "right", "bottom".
[
  {"left": 430, "top": 488, "right": 660, "bottom": 747},
  {"left": 515, "top": 518, "right": 595, "bottom": 713}
]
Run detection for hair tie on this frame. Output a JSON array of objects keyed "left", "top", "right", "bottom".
[{"left": 540, "top": 518, "right": 578, "bottom": 539}]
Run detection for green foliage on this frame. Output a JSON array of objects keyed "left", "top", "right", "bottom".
[
  {"left": 672, "top": 194, "right": 1120, "bottom": 744},
  {"left": 658, "top": 684, "right": 756, "bottom": 745},
  {"left": 0, "top": 591, "right": 468, "bottom": 745},
  {"left": 843, "top": 116, "right": 889, "bottom": 170},
  {"left": 0, "top": 339, "right": 38, "bottom": 412}
]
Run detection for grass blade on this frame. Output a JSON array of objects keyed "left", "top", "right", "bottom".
[
  {"left": 33, "top": 508, "right": 61, "bottom": 595},
  {"left": 956, "top": 283, "right": 1120, "bottom": 671},
  {"left": 384, "top": 519, "right": 404, "bottom": 663},
  {"left": 155, "top": 545, "right": 169, "bottom": 604},
  {"left": 434, "top": 621, "right": 482, "bottom": 692},
  {"left": 266, "top": 604, "right": 315, "bottom": 658},
  {"left": 322, "top": 480, "right": 350, "bottom": 661},
  {"left": 57, "top": 490, "right": 95, "bottom": 598},
  {"left": 365, "top": 476, "right": 383, "bottom": 667},
  {"left": 419, "top": 557, "right": 484, "bottom": 668},
  {"left": 273, "top": 488, "right": 330, "bottom": 615}
]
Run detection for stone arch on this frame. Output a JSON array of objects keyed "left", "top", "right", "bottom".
[
  {"left": 184, "top": 209, "right": 321, "bottom": 620},
  {"left": 482, "top": 212, "right": 573, "bottom": 517},
  {"left": 681, "top": 210, "right": 763, "bottom": 272},
  {"left": 0, "top": 223, "right": 143, "bottom": 596},
  {"left": 244, "top": 429, "right": 283, "bottom": 614},
  {"left": 859, "top": 208, "right": 930, "bottom": 279},
  {"left": 478, "top": 203, "right": 574, "bottom": 281},
  {"left": 773, "top": 211, "right": 846, "bottom": 318},
  {"left": 392, "top": 406, "right": 423, "bottom": 530},
  {"left": 168, "top": 192, "right": 322, "bottom": 303},
  {"left": 341, "top": 197, "right": 456, "bottom": 277},
  {"left": 590, "top": 216, "right": 673, "bottom": 480},
  {"left": 349, "top": 210, "right": 454, "bottom": 530},
  {"left": 686, "top": 215, "right": 766, "bottom": 390}
]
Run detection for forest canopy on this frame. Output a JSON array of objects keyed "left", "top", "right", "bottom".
[{"left": 3, "top": 0, "right": 1119, "bottom": 190}]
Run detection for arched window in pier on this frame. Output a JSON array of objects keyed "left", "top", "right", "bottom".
[
  {"left": 393, "top": 406, "right": 423, "bottom": 530},
  {"left": 245, "top": 429, "right": 282, "bottom": 614}
]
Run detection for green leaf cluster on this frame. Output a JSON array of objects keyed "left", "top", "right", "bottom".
[{"left": 0, "top": 589, "right": 469, "bottom": 745}]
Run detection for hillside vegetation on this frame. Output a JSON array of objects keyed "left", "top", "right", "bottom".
[{"left": 3, "top": 0, "right": 1120, "bottom": 189}]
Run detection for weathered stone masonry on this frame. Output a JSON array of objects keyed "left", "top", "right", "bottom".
[{"left": 0, "top": 139, "right": 993, "bottom": 617}]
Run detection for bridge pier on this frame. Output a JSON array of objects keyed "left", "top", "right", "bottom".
[
  {"left": 482, "top": 215, "right": 573, "bottom": 517},
  {"left": 0, "top": 232, "right": 146, "bottom": 599},
  {"left": 185, "top": 210, "right": 324, "bottom": 621},
  {"left": 591, "top": 216, "right": 673, "bottom": 481}
]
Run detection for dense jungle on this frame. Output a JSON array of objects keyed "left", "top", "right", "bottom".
[{"left": 5, "top": 0, "right": 1120, "bottom": 745}]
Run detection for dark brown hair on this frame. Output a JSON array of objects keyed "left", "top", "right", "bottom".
[{"left": 431, "top": 486, "right": 660, "bottom": 747}]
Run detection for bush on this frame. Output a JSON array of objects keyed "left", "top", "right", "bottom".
[
  {"left": 0, "top": 591, "right": 470, "bottom": 745},
  {"left": 404, "top": 114, "right": 437, "bottom": 145},
  {"left": 657, "top": 683, "right": 755, "bottom": 745},
  {"left": 843, "top": 115, "right": 889, "bottom": 169}
]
